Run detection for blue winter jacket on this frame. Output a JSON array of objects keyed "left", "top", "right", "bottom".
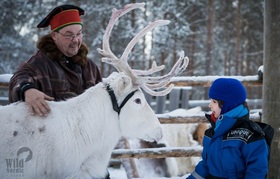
[{"left": 188, "top": 105, "right": 268, "bottom": 179}]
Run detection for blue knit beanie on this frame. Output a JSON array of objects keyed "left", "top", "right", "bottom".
[{"left": 208, "top": 78, "right": 246, "bottom": 114}]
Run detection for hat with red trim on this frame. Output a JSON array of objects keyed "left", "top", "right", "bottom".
[{"left": 37, "top": 4, "right": 84, "bottom": 31}]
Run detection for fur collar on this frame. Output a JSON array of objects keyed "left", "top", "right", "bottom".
[{"left": 36, "top": 34, "right": 89, "bottom": 66}]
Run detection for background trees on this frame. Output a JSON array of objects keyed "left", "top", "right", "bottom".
[{"left": 0, "top": 0, "right": 264, "bottom": 100}]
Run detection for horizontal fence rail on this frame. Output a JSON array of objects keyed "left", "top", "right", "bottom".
[
  {"left": 0, "top": 74, "right": 262, "bottom": 88},
  {"left": 170, "top": 75, "right": 262, "bottom": 87},
  {"left": 0, "top": 74, "right": 12, "bottom": 89},
  {"left": 111, "top": 147, "right": 203, "bottom": 158},
  {"left": 156, "top": 112, "right": 261, "bottom": 124}
]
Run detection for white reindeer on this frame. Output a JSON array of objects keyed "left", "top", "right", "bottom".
[{"left": 0, "top": 3, "right": 189, "bottom": 179}]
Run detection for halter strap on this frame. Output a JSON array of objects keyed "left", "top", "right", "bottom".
[{"left": 106, "top": 84, "right": 137, "bottom": 115}]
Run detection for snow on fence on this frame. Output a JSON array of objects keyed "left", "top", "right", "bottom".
[
  {"left": 111, "top": 146, "right": 203, "bottom": 159},
  {"left": 0, "top": 74, "right": 12, "bottom": 105},
  {"left": 157, "top": 111, "right": 261, "bottom": 124},
  {"left": 0, "top": 73, "right": 263, "bottom": 160}
]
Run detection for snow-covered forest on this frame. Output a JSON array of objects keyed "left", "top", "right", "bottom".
[
  {"left": 1, "top": 1, "right": 280, "bottom": 178},
  {"left": 0, "top": 0, "right": 263, "bottom": 100}
]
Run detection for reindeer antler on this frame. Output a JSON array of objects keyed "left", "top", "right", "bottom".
[{"left": 97, "top": 3, "right": 189, "bottom": 96}]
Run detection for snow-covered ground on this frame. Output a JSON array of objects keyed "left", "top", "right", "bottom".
[
  {"left": 108, "top": 167, "right": 190, "bottom": 179},
  {"left": 109, "top": 167, "right": 128, "bottom": 179}
]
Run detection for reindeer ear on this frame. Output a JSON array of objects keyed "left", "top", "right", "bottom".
[{"left": 118, "top": 74, "right": 133, "bottom": 93}]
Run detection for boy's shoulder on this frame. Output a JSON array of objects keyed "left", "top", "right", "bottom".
[{"left": 233, "top": 119, "right": 274, "bottom": 147}]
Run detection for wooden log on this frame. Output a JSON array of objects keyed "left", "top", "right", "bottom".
[
  {"left": 156, "top": 112, "right": 261, "bottom": 124},
  {"left": 158, "top": 114, "right": 208, "bottom": 124},
  {"left": 0, "top": 74, "right": 12, "bottom": 89},
  {"left": 111, "top": 147, "right": 202, "bottom": 159},
  {"left": 169, "top": 75, "right": 262, "bottom": 87},
  {"left": 0, "top": 74, "right": 262, "bottom": 89},
  {"left": 116, "top": 138, "right": 140, "bottom": 178}
]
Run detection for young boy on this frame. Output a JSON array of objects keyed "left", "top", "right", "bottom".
[{"left": 188, "top": 78, "right": 268, "bottom": 179}]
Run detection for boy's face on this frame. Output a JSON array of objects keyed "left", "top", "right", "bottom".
[{"left": 209, "top": 99, "right": 221, "bottom": 118}]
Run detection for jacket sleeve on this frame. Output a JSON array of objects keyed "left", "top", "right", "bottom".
[
  {"left": 188, "top": 145, "right": 209, "bottom": 179},
  {"left": 242, "top": 137, "right": 268, "bottom": 179},
  {"left": 188, "top": 160, "right": 208, "bottom": 178},
  {"left": 9, "top": 63, "right": 37, "bottom": 103}
]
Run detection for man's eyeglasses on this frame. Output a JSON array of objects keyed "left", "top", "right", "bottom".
[{"left": 56, "top": 31, "right": 84, "bottom": 41}]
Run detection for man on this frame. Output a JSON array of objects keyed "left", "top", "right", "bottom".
[{"left": 9, "top": 5, "right": 102, "bottom": 116}]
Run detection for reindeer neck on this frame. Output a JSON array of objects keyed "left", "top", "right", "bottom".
[{"left": 65, "top": 82, "right": 122, "bottom": 149}]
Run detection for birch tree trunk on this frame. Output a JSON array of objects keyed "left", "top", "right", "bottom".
[
  {"left": 234, "top": 0, "right": 242, "bottom": 74},
  {"left": 204, "top": 0, "right": 215, "bottom": 99}
]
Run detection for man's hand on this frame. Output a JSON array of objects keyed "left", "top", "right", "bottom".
[{"left": 24, "top": 88, "right": 54, "bottom": 116}]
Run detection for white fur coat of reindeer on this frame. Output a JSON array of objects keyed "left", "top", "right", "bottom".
[{"left": 0, "top": 3, "right": 189, "bottom": 179}]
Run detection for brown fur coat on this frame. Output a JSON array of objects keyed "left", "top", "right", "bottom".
[{"left": 9, "top": 35, "right": 102, "bottom": 102}]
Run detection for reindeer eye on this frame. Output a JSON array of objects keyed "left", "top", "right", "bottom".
[{"left": 134, "top": 98, "right": 141, "bottom": 104}]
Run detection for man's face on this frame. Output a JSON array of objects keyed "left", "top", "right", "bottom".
[{"left": 51, "top": 24, "right": 83, "bottom": 57}]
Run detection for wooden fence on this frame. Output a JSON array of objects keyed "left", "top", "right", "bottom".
[{"left": 0, "top": 73, "right": 262, "bottom": 159}]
